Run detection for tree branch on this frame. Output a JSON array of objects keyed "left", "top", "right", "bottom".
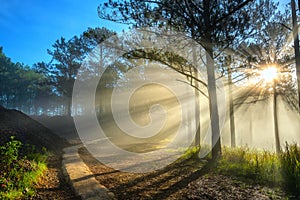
[{"left": 214, "top": 0, "right": 254, "bottom": 26}]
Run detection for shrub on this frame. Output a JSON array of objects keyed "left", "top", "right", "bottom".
[
  {"left": 280, "top": 143, "right": 300, "bottom": 196},
  {"left": 0, "top": 136, "right": 47, "bottom": 199}
]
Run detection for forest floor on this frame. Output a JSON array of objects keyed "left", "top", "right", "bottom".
[
  {"left": 79, "top": 147, "right": 287, "bottom": 200},
  {"left": 32, "top": 154, "right": 81, "bottom": 200}
]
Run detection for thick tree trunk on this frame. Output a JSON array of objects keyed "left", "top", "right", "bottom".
[
  {"left": 204, "top": 0, "right": 221, "bottom": 161},
  {"left": 206, "top": 50, "right": 221, "bottom": 160}
]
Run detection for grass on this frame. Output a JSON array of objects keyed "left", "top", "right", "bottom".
[
  {"left": 281, "top": 143, "right": 300, "bottom": 196},
  {"left": 217, "top": 146, "right": 281, "bottom": 185},
  {"left": 179, "top": 143, "right": 300, "bottom": 197},
  {"left": 175, "top": 145, "right": 213, "bottom": 161},
  {"left": 178, "top": 145, "right": 201, "bottom": 160},
  {"left": 216, "top": 144, "right": 300, "bottom": 197},
  {"left": 0, "top": 136, "right": 48, "bottom": 199}
]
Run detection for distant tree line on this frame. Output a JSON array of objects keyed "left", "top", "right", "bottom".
[
  {"left": 0, "top": 27, "right": 114, "bottom": 116},
  {"left": 0, "top": 47, "right": 50, "bottom": 114}
]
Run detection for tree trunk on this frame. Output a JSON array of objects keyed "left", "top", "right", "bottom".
[
  {"left": 291, "top": 0, "right": 300, "bottom": 110},
  {"left": 206, "top": 49, "right": 221, "bottom": 160},
  {"left": 273, "top": 82, "right": 280, "bottom": 154},
  {"left": 193, "top": 46, "right": 201, "bottom": 147},
  {"left": 66, "top": 97, "right": 72, "bottom": 116},
  {"left": 204, "top": 0, "right": 221, "bottom": 161},
  {"left": 227, "top": 56, "right": 236, "bottom": 148},
  {"left": 249, "top": 105, "right": 253, "bottom": 146}
]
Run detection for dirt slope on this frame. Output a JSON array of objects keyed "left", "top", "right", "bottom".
[{"left": 0, "top": 106, "right": 67, "bottom": 153}]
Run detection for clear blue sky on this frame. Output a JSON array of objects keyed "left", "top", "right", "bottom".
[{"left": 0, "top": 0, "right": 127, "bottom": 66}]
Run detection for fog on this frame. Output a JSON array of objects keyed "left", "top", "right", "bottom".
[
  {"left": 221, "top": 96, "right": 300, "bottom": 151},
  {"left": 72, "top": 62, "right": 300, "bottom": 156}
]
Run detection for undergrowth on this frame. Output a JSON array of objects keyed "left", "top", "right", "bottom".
[
  {"left": 0, "top": 136, "right": 48, "bottom": 199},
  {"left": 280, "top": 143, "right": 300, "bottom": 196},
  {"left": 176, "top": 143, "right": 300, "bottom": 197},
  {"left": 217, "top": 143, "right": 300, "bottom": 197}
]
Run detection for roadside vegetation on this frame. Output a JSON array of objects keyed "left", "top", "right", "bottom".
[
  {"left": 215, "top": 143, "right": 300, "bottom": 198},
  {"left": 179, "top": 143, "right": 300, "bottom": 198},
  {"left": 0, "top": 136, "right": 48, "bottom": 199}
]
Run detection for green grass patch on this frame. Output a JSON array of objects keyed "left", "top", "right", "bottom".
[
  {"left": 0, "top": 136, "right": 48, "bottom": 199},
  {"left": 179, "top": 146, "right": 201, "bottom": 160}
]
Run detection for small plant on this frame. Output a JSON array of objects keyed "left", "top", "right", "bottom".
[
  {"left": 280, "top": 143, "right": 300, "bottom": 196},
  {"left": 0, "top": 136, "right": 22, "bottom": 168},
  {"left": 0, "top": 136, "right": 48, "bottom": 199}
]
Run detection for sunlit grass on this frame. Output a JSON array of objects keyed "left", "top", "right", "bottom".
[
  {"left": 171, "top": 143, "right": 300, "bottom": 198},
  {"left": 217, "top": 146, "right": 281, "bottom": 185},
  {"left": 217, "top": 144, "right": 300, "bottom": 197},
  {"left": 180, "top": 146, "right": 201, "bottom": 160}
]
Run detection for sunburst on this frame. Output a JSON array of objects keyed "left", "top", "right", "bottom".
[
  {"left": 259, "top": 66, "right": 278, "bottom": 83},
  {"left": 248, "top": 65, "right": 279, "bottom": 86}
]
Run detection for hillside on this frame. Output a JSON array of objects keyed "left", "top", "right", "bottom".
[
  {"left": 0, "top": 106, "right": 67, "bottom": 153},
  {"left": 0, "top": 106, "right": 80, "bottom": 199}
]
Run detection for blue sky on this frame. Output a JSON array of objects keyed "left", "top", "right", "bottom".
[
  {"left": 0, "top": 0, "right": 127, "bottom": 66},
  {"left": 0, "top": 0, "right": 291, "bottom": 67}
]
